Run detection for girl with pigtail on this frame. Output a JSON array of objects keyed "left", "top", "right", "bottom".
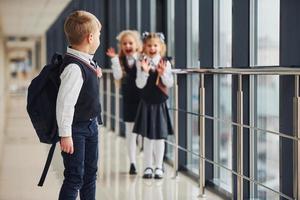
[{"left": 133, "top": 32, "right": 174, "bottom": 179}]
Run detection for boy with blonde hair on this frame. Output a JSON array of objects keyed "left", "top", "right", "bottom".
[{"left": 57, "top": 10, "right": 102, "bottom": 200}]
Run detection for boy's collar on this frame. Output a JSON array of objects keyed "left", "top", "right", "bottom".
[{"left": 67, "top": 46, "right": 94, "bottom": 62}]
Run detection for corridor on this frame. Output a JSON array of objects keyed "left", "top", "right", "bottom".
[{"left": 0, "top": 87, "right": 222, "bottom": 200}]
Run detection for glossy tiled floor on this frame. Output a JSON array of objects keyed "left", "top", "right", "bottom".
[{"left": 0, "top": 90, "right": 224, "bottom": 200}]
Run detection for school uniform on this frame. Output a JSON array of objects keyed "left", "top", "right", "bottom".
[
  {"left": 110, "top": 53, "right": 140, "bottom": 173},
  {"left": 133, "top": 54, "right": 174, "bottom": 139},
  {"left": 133, "top": 54, "right": 173, "bottom": 178},
  {"left": 111, "top": 54, "right": 141, "bottom": 122},
  {"left": 57, "top": 47, "right": 102, "bottom": 200}
]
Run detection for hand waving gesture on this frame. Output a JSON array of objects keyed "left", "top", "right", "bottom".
[
  {"left": 140, "top": 58, "right": 150, "bottom": 73},
  {"left": 157, "top": 59, "right": 166, "bottom": 76},
  {"left": 106, "top": 47, "right": 116, "bottom": 58}
]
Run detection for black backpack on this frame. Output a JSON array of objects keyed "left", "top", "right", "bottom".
[
  {"left": 27, "top": 53, "right": 63, "bottom": 186},
  {"left": 27, "top": 53, "right": 85, "bottom": 187}
]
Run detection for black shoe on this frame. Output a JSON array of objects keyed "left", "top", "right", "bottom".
[
  {"left": 129, "top": 163, "right": 137, "bottom": 175},
  {"left": 142, "top": 167, "right": 153, "bottom": 179}
]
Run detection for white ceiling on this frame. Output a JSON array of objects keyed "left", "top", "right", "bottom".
[{"left": 0, "top": 0, "right": 71, "bottom": 37}]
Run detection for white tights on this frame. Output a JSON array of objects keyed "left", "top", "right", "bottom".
[
  {"left": 143, "top": 137, "right": 165, "bottom": 170},
  {"left": 125, "top": 122, "right": 137, "bottom": 164}
]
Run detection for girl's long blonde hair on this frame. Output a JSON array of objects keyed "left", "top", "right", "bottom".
[
  {"left": 116, "top": 30, "right": 143, "bottom": 57},
  {"left": 114, "top": 30, "right": 142, "bottom": 87}
]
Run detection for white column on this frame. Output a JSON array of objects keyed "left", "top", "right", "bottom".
[
  {"left": 0, "top": 30, "right": 7, "bottom": 155},
  {"left": 40, "top": 35, "right": 47, "bottom": 69}
]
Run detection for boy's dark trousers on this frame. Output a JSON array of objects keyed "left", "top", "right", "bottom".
[{"left": 59, "top": 118, "right": 99, "bottom": 200}]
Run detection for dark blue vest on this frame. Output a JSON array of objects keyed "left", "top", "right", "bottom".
[
  {"left": 140, "top": 69, "right": 168, "bottom": 104},
  {"left": 61, "top": 54, "right": 101, "bottom": 123},
  {"left": 120, "top": 56, "right": 141, "bottom": 104}
]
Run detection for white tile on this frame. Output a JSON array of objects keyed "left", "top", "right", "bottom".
[{"left": 0, "top": 92, "right": 225, "bottom": 200}]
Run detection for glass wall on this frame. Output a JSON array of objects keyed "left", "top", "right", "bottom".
[
  {"left": 186, "top": 0, "right": 200, "bottom": 174},
  {"left": 213, "top": 0, "right": 232, "bottom": 192},
  {"left": 165, "top": 0, "right": 175, "bottom": 161},
  {"left": 136, "top": 0, "right": 141, "bottom": 32},
  {"left": 166, "top": 0, "right": 175, "bottom": 59},
  {"left": 250, "top": 0, "right": 280, "bottom": 199}
]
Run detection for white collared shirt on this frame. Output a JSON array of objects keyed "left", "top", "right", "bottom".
[
  {"left": 136, "top": 54, "right": 174, "bottom": 89},
  {"left": 56, "top": 47, "right": 94, "bottom": 137},
  {"left": 110, "top": 53, "right": 138, "bottom": 80}
]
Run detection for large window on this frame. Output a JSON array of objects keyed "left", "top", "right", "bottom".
[
  {"left": 250, "top": 0, "right": 280, "bottom": 199},
  {"left": 136, "top": 0, "right": 141, "bottom": 32},
  {"left": 165, "top": 0, "right": 175, "bottom": 161},
  {"left": 213, "top": 0, "right": 232, "bottom": 193},
  {"left": 166, "top": 0, "right": 175, "bottom": 58},
  {"left": 186, "top": 0, "right": 200, "bottom": 174},
  {"left": 186, "top": 74, "right": 200, "bottom": 173}
]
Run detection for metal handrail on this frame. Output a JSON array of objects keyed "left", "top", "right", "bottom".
[
  {"left": 169, "top": 107, "right": 300, "bottom": 142},
  {"left": 164, "top": 140, "right": 294, "bottom": 200},
  {"left": 171, "top": 66, "right": 300, "bottom": 75},
  {"left": 103, "top": 66, "right": 300, "bottom": 75},
  {"left": 100, "top": 68, "right": 298, "bottom": 200}
]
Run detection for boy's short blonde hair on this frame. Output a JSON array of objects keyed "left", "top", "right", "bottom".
[
  {"left": 116, "top": 30, "right": 142, "bottom": 57},
  {"left": 64, "top": 10, "right": 101, "bottom": 46}
]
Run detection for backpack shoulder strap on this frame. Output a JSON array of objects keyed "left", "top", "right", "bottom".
[
  {"left": 61, "top": 54, "right": 89, "bottom": 81},
  {"left": 37, "top": 142, "right": 56, "bottom": 187},
  {"left": 63, "top": 53, "right": 98, "bottom": 77}
]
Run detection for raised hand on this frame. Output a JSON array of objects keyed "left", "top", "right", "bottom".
[
  {"left": 141, "top": 58, "right": 150, "bottom": 73},
  {"left": 106, "top": 47, "right": 116, "bottom": 58},
  {"left": 157, "top": 59, "right": 166, "bottom": 76}
]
